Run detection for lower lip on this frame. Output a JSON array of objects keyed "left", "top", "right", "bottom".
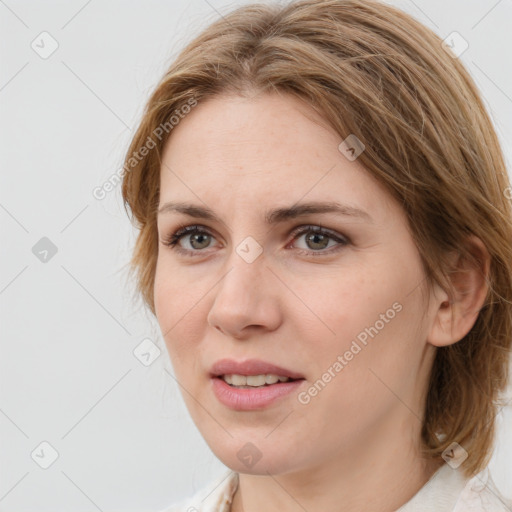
[{"left": 211, "top": 377, "right": 304, "bottom": 411}]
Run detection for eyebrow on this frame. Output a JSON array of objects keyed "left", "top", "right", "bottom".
[{"left": 157, "top": 200, "right": 373, "bottom": 224}]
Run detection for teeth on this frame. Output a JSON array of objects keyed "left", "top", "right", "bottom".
[
  {"left": 221, "top": 374, "right": 291, "bottom": 387},
  {"left": 265, "top": 374, "right": 279, "bottom": 384},
  {"left": 231, "top": 374, "right": 246, "bottom": 386},
  {"left": 247, "top": 375, "right": 266, "bottom": 386}
]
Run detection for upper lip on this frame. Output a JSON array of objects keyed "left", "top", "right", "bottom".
[{"left": 210, "top": 358, "right": 305, "bottom": 380}]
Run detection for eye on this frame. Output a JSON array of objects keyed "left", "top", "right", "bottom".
[
  {"left": 160, "top": 223, "right": 349, "bottom": 257},
  {"left": 288, "top": 225, "right": 349, "bottom": 256},
  {"left": 160, "top": 224, "right": 217, "bottom": 256}
]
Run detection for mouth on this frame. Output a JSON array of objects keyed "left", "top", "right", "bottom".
[
  {"left": 210, "top": 358, "right": 305, "bottom": 383},
  {"left": 217, "top": 373, "right": 301, "bottom": 388},
  {"left": 209, "top": 359, "right": 306, "bottom": 410}
]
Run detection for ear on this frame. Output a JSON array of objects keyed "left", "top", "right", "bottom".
[{"left": 428, "top": 235, "right": 491, "bottom": 348}]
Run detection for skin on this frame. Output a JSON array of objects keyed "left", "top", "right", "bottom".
[{"left": 153, "top": 91, "right": 490, "bottom": 512}]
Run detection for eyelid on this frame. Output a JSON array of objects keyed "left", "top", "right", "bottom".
[
  {"left": 288, "top": 224, "right": 347, "bottom": 242},
  {"left": 161, "top": 224, "right": 219, "bottom": 253},
  {"left": 287, "top": 225, "right": 349, "bottom": 256}
]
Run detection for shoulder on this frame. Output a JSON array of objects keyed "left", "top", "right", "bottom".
[
  {"left": 453, "top": 467, "right": 512, "bottom": 512},
  {"left": 158, "top": 470, "right": 239, "bottom": 512}
]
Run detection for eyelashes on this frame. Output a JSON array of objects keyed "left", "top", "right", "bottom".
[
  {"left": 161, "top": 224, "right": 213, "bottom": 254},
  {"left": 160, "top": 223, "right": 349, "bottom": 257}
]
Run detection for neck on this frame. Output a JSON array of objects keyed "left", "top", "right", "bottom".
[{"left": 230, "top": 412, "right": 443, "bottom": 512}]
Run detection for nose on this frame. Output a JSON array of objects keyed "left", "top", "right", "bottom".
[{"left": 207, "top": 250, "right": 282, "bottom": 340}]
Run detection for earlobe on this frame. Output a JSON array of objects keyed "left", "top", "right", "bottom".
[{"left": 427, "top": 236, "right": 490, "bottom": 348}]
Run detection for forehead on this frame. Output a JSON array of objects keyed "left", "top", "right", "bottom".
[
  {"left": 163, "top": 92, "right": 334, "bottom": 167},
  {"left": 159, "top": 92, "right": 396, "bottom": 220}
]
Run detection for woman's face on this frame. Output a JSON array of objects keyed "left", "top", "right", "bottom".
[{"left": 154, "top": 92, "right": 441, "bottom": 475}]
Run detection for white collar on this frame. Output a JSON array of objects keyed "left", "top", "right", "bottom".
[{"left": 165, "top": 464, "right": 511, "bottom": 512}]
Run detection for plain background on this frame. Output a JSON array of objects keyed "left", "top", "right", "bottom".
[{"left": 1, "top": 0, "right": 511, "bottom": 510}]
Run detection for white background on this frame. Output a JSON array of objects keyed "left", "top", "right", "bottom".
[{"left": 1, "top": 0, "right": 511, "bottom": 510}]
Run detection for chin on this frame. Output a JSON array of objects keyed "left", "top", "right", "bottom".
[
  {"left": 205, "top": 436, "right": 302, "bottom": 476},
  {"left": 223, "top": 456, "right": 296, "bottom": 476}
]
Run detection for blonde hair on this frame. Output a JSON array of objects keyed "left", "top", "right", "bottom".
[{"left": 121, "top": 0, "right": 512, "bottom": 478}]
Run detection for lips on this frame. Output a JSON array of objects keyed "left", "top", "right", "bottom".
[
  {"left": 210, "top": 358, "right": 305, "bottom": 380},
  {"left": 209, "top": 358, "right": 306, "bottom": 410}
]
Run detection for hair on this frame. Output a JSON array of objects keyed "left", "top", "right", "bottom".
[{"left": 121, "top": 0, "right": 512, "bottom": 478}]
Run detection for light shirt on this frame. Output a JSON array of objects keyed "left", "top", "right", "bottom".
[{"left": 161, "top": 463, "right": 512, "bottom": 512}]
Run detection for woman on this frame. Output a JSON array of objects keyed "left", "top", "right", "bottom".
[{"left": 121, "top": 0, "right": 512, "bottom": 510}]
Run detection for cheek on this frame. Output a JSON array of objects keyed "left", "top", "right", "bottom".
[
  {"left": 300, "top": 255, "right": 427, "bottom": 384},
  {"left": 153, "top": 264, "right": 204, "bottom": 365},
  {"left": 306, "top": 274, "right": 428, "bottom": 412},
  {"left": 297, "top": 264, "right": 405, "bottom": 347}
]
